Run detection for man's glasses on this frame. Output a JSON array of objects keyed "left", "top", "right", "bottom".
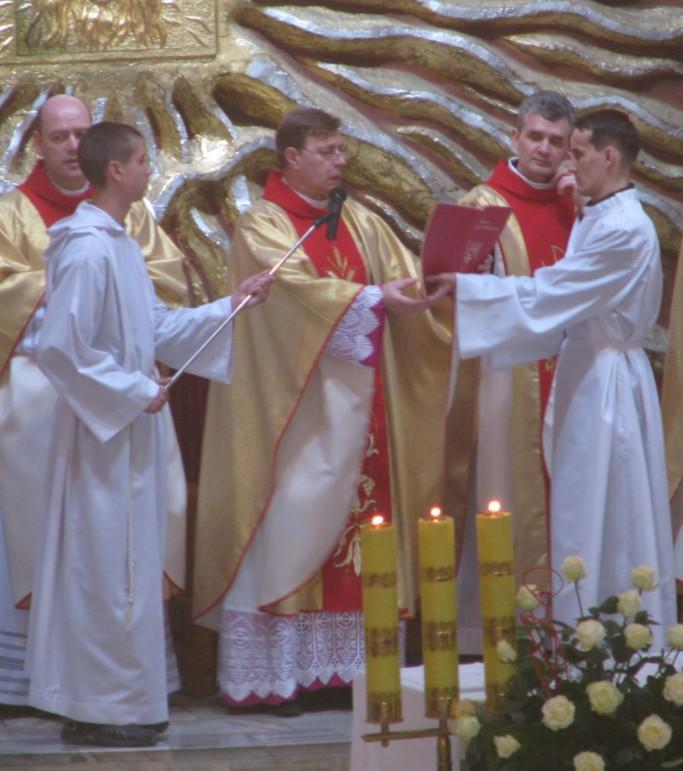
[{"left": 301, "top": 146, "right": 348, "bottom": 161}]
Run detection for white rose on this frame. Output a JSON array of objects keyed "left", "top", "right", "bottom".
[
  {"left": 575, "top": 619, "right": 606, "bottom": 651},
  {"left": 631, "top": 565, "right": 658, "bottom": 592},
  {"left": 617, "top": 589, "right": 641, "bottom": 617},
  {"left": 667, "top": 624, "right": 683, "bottom": 650},
  {"left": 663, "top": 673, "right": 683, "bottom": 706},
  {"left": 541, "top": 695, "right": 575, "bottom": 731},
  {"left": 516, "top": 584, "right": 540, "bottom": 611},
  {"left": 454, "top": 715, "right": 481, "bottom": 741},
  {"left": 454, "top": 699, "right": 476, "bottom": 717},
  {"left": 562, "top": 556, "right": 587, "bottom": 582},
  {"left": 496, "top": 639, "right": 517, "bottom": 664},
  {"left": 573, "top": 751, "right": 606, "bottom": 771},
  {"left": 586, "top": 680, "right": 623, "bottom": 715},
  {"left": 494, "top": 734, "right": 521, "bottom": 759},
  {"left": 624, "top": 622, "right": 652, "bottom": 650},
  {"left": 637, "top": 714, "right": 672, "bottom": 752}
]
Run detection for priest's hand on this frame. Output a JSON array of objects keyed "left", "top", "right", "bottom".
[
  {"left": 424, "top": 273, "right": 457, "bottom": 300},
  {"left": 232, "top": 270, "right": 274, "bottom": 311},
  {"left": 382, "top": 277, "right": 441, "bottom": 316},
  {"left": 145, "top": 378, "right": 171, "bottom": 414}
]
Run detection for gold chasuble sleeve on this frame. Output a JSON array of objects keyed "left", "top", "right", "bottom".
[
  {"left": 453, "top": 185, "right": 549, "bottom": 588},
  {"left": 0, "top": 194, "right": 188, "bottom": 377},
  {"left": 126, "top": 199, "right": 189, "bottom": 308},
  {"left": 194, "top": 199, "right": 453, "bottom": 621},
  {"left": 0, "top": 190, "right": 49, "bottom": 374}
]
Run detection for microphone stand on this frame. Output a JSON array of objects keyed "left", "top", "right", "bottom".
[{"left": 167, "top": 211, "right": 332, "bottom": 389}]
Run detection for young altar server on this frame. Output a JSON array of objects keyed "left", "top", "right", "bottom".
[
  {"left": 27, "top": 121, "right": 271, "bottom": 747},
  {"left": 428, "top": 109, "right": 676, "bottom": 646}
]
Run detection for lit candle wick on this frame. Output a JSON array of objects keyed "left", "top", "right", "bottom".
[
  {"left": 371, "top": 514, "right": 384, "bottom": 527},
  {"left": 487, "top": 500, "right": 502, "bottom": 514},
  {"left": 429, "top": 506, "right": 442, "bottom": 520}
]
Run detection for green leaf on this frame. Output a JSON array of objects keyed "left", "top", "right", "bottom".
[{"left": 597, "top": 596, "right": 619, "bottom": 614}]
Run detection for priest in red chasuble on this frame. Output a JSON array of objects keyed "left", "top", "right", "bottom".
[
  {"left": 0, "top": 94, "right": 188, "bottom": 706},
  {"left": 453, "top": 91, "right": 577, "bottom": 652},
  {"left": 194, "top": 107, "right": 453, "bottom": 711}
]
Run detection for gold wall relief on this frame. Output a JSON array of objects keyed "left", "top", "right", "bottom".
[
  {"left": 0, "top": 0, "right": 679, "bottom": 325},
  {"left": 12, "top": 0, "right": 217, "bottom": 59}
]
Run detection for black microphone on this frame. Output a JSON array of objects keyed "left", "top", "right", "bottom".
[{"left": 326, "top": 187, "right": 347, "bottom": 241}]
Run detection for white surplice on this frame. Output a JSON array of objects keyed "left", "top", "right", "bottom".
[
  {"left": 456, "top": 188, "right": 676, "bottom": 647},
  {"left": 27, "top": 201, "right": 234, "bottom": 725}
]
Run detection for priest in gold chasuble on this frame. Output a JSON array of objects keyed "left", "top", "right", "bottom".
[{"left": 194, "top": 108, "right": 452, "bottom": 707}]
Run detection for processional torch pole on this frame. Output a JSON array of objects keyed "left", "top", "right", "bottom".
[{"left": 166, "top": 196, "right": 340, "bottom": 391}]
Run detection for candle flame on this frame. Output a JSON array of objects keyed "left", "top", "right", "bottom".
[
  {"left": 371, "top": 514, "right": 384, "bottom": 526},
  {"left": 429, "top": 506, "right": 442, "bottom": 519},
  {"left": 487, "top": 500, "right": 502, "bottom": 514}
]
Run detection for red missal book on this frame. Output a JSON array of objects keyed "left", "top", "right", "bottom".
[{"left": 421, "top": 202, "right": 511, "bottom": 275}]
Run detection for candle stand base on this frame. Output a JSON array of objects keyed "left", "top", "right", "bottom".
[{"left": 362, "top": 700, "right": 453, "bottom": 771}]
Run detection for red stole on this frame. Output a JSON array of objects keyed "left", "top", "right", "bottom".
[
  {"left": 488, "top": 161, "right": 575, "bottom": 414},
  {"left": 263, "top": 172, "right": 391, "bottom": 611},
  {"left": 19, "top": 160, "right": 92, "bottom": 227}
]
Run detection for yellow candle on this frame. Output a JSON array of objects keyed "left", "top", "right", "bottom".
[
  {"left": 476, "top": 500, "right": 516, "bottom": 709},
  {"left": 418, "top": 506, "right": 458, "bottom": 719},
  {"left": 361, "top": 514, "right": 402, "bottom": 724}
]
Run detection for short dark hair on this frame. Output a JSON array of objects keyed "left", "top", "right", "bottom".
[
  {"left": 574, "top": 109, "right": 640, "bottom": 166},
  {"left": 517, "top": 91, "right": 575, "bottom": 129},
  {"left": 275, "top": 108, "right": 341, "bottom": 167},
  {"left": 77, "top": 121, "right": 143, "bottom": 188}
]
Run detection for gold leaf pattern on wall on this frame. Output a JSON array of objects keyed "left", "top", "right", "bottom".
[{"left": 0, "top": 0, "right": 678, "bottom": 330}]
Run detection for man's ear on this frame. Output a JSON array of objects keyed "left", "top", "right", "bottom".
[
  {"left": 32, "top": 130, "right": 43, "bottom": 159},
  {"left": 603, "top": 145, "right": 620, "bottom": 171},
  {"left": 107, "top": 158, "right": 122, "bottom": 182},
  {"left": 510, "top": 128, "right": 519, "bottom": 154},
  {"left": 283, "top": 146, "right": 299, "bottom": 170}
]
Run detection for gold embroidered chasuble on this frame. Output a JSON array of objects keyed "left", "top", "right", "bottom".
[{"left": 194, "top": 193, "right": 453, "bottom": 622}]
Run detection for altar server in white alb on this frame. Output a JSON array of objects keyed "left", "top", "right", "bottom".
[
  {"left": 427, "top": 109, "right": 676, "bottom": 645},
  {"left": 27, "top": 121, "right": 271, "bottom": 748}
]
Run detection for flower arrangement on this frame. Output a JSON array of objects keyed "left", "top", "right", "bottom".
[{"left": 457, "top": 559, "right": 683, "bottom": 770}]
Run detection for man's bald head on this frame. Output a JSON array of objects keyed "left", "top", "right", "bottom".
[
  {"left": 33, "top": 95, "right": 92, "bottom": 191},
  {"left": 35, "top": 94, "right": 91, "bottom": 136}
]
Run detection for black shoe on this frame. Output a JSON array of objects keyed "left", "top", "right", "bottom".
[
  {"left": 61, "top": 721, "right": 159, "bottom": 747},
  {"left": 275, "top": 697, "right": 303, "bottom": 718},
  {"left": 300, "top": 686, "right": 352, "bottom": 711},
  {"left": 143, "top": 721, "right": 169, "bottom": 733}
]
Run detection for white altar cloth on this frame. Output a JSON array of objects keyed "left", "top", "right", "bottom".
[{"left": 350, "top": 663, "right": 486, "bottom": 771}]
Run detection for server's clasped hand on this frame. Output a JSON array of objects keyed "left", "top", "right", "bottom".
[{"left": 231, "top": 270, "right": 274, "bottom": 310}]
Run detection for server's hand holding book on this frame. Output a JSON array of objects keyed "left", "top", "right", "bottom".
[{"left": 421, "top": 202, "right": 511, "bottom": 277}]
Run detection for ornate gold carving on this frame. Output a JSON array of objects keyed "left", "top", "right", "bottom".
[
  {"left": 423, "top": 621, "right": 457, "bottom": 652},
  {"left": 9, "top": 0, "right": 217, "bottom": 61},
  {"left": 0, "top": 0, "right": 678, "bottom": 338},
  {"left": 365, "top": 627, "right": 400, "bottom": 657},
  {"left": 420, "top": 565, "right": 456, "bottom": 583}
]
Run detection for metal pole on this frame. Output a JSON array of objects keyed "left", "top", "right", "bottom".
[{"left": 167, "top": 217, "right": 326, "bottom": 389}]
